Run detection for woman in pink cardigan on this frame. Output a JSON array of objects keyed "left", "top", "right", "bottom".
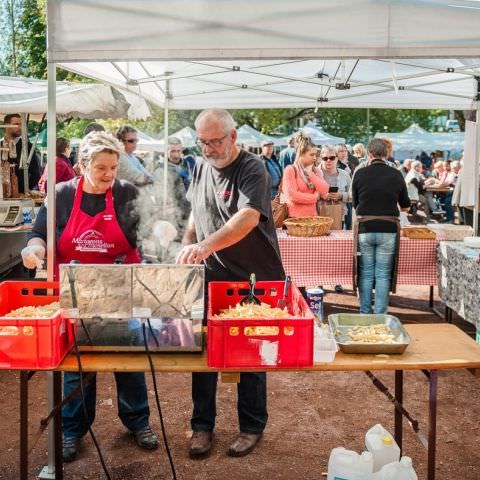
[{"left": 283, "top": 133, "right": 329, "bottom": 217}]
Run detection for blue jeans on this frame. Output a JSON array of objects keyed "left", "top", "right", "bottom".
[
  {"left": 358, "top": 232, "right": 397, "bottom": 314},
  {"left": 62, "top": 372, "right": 150, "bottom": 439},
  {"left": 191, "top": 372, "right": 267, "bottom": 434}
]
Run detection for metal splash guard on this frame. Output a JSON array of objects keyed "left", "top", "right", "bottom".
[{"left": 59, "top": 264, "right": 204, "bottom": 352}]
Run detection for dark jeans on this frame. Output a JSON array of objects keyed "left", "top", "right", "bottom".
[
  {"left": 443, "top": 191, "right": 454, "bottom": 222},
  {"left": 62, "top": 372, "right": 150, "bottom": 439},
  {"left": 191, "top": 372, "right": 267, "bottom": 434},
  {"left": 344, "top": 202, "right": 353, "bottom": 230}
]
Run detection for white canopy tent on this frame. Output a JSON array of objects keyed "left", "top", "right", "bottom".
[
  {"left": 43, "top": 2, "right": 480, "bottom": 474},
  {"left": 376, "top": 123, "right": 465, "bottom": 159},
  {"left": 298, "top": 121, "right": 345, "bottom": 145},
  {"left": 237, "top": 124, "right": 285, "bottom": 148},
  {"left": 46, "top": 0, "right": 480, "bottom": 252},
  {"left": 0, "top": 76, "right": 150, "bottom": 119}
]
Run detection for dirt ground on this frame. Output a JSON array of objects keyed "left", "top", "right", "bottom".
[{"left": 0, "top": 285, "right": 479, "bottom": 480}]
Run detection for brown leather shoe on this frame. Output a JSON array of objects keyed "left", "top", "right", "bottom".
[
  {"left": 189, "top": 430, "right": 213, "bottom": 459},
  {"left": 227, "top": 432, "right": 262, "bottom": 457}
]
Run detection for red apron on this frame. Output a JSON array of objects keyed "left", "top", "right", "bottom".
[{"left": 55, "top": 176, "right": 140, "bottom": 277}]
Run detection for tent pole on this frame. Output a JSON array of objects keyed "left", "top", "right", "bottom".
[
  {"left": 474, "top": 99, "right": 480, "bottom": 235},
  {"left": 39, "top": 61, "right": 57, "bottom": 480},
  {"left": 163, "top": 76, "right": 170, "bottom": 215}
]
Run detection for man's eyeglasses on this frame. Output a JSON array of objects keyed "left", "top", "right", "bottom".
[
  {"left": 322, "top": 156, "right": 336, "bottom": 161},
  {"left": 125, "top": 139, "right": 138, "bottom": 144},
  {"left": 196, "top": 134, "right": 229, "bottom": 149}
]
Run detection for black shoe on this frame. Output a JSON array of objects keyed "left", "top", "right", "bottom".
[
  {"left": 334, "top": 285, "right": 344, "bottom": 293},
  {"left": 62, "top": 436, "right": 80, "bottom": 463},
  {"left": 133, "top": 425, "right": 159, "bottom": 450}
]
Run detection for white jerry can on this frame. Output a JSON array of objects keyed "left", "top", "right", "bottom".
[
  {"left": 365, "top": 424, "right": 401, "bottom": 472},
  {"left": 327, "top": 447, "right": 373, "bottom": 480}
]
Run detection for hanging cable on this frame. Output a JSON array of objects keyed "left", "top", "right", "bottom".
[
  {"left": 72, "top": 327, "right": 113, "bottom": 480},
  {"left": 142, "top": 320, "right": 177, "bottom": 480}
]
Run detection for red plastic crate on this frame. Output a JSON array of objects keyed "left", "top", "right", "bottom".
[
  {"left": 208, "top": 280, "right": 314, "bottom": 369},
  {"left": 0, "top": 281, "right": 73, "bottom": 370}
]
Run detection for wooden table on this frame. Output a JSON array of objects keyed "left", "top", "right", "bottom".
[{"left": 20, "top": 324, "right": 480, "bottom": 480}]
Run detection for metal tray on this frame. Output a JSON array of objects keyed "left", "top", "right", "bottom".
[{"left": 328, "top": 313, "right": 410, "bottom": 354}]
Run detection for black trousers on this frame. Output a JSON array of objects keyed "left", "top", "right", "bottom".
[{"left": 191, "top": 371, "right": 267, "bottom": 434}]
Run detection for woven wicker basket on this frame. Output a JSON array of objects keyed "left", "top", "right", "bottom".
[{"left": 283, "top": 216, "right": 333, "bottom": 237}]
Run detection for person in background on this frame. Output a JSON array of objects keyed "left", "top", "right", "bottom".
[
  {"left": 282, "top": 133, "right": 329, "bottom": 217},
  {"left": 38, "top": 137, "right": 76, "bottom": 193},
  {"left": 352, "top": 138, "right": 410, "bottom": 315},
  {"left": 352, "top": 143, "right": 367, "bottom": 162},
  {"left": 405, "top": 160, "right": 438, "bottom": 222},
  {"left": 1, "top": 113, "right": 42, "bottom": 193},
  {"left": 318, "top": 145, "right": 351, "bottom": 226},
  {"left": 319, "top": 144, "right": 352, "bottom": 293},
  {"left": 399, "top": 158, "right": 413, "bottom": 179},
  {"left": 260, "top": 139, "right": 283, "bottom": 199},
  {"left": 20, "top": 132, "right": 159, "bottom": 463},
  {"left": 335, "top": 144, "right": 352, "bottom": 175},
  {"left": 116, "top": 125, "right": 154, "bottom": 187},
  {"left": 383, "top": 138, "right": 395, "bottom": 164},
  {"left": 176, "top": 108, "right": 285, "bottom": 459},
  {"left": 166, "top": 137, "right": 196, "bottom": 191},
  {"left": 279, "top": 136, "right": 296, "bottom": 169},
  {"left": 84, "top": 122, "right": 105, "bottom": 136}
]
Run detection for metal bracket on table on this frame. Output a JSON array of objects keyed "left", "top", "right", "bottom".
[{"left": 364, "top": 370, "right": 428, "bottom": 448}]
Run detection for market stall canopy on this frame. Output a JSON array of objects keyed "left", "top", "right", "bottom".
[
  {"left": 48, "top": 1, "right": 480, "bottom": 110},
  {"left": 0, "top": 76, "right": 150, "bottom": 119},
  {"left": 298, "top": 122, "right": 345, "bottom": 145},
  {"left": 171, "top": 126, "right": 197, "bottom": 148},
  {"left": 237, "top": 124, "right": 284, "bottom": 147},
  {"left": 376, "top": 123, "right": 465, "bottom": 152}
]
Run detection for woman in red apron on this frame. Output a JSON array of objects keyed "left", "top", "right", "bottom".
[{"left": 21, "top": 132, "right": 158, "bottom": 463}]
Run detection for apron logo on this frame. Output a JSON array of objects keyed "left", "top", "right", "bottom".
[
  {"left": 72, "top": 229, "right": 115, "bottom": 253},
  {"left": 103, "top": 214, "right": 113, "bottom": 221}
]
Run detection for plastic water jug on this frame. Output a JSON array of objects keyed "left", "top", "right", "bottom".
[
  {"left": 327, "top": 447, "right": 373, "bottom": 480},
  {"left": 372, "top": 456, "right": 418, "bottom": 480},
  {"left": 365, "top": 424, "right": 400, "bottom": 472}
]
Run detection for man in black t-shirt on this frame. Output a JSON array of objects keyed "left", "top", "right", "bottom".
[{"left": 177, "top": 108, "right": 285, "bottom": 459}]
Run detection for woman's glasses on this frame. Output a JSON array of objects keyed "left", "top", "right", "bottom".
[{"left": 321, "top": 156, "right": 336, "bottom": 161}]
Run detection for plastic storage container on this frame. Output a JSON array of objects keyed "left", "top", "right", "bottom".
[
  {"left": 207, "top": 280, "right": 314, "bottom": 369},
  {"left": 327, "top": 447, "right": 373, "bottom": 480},
  {"left": 0, "top": 281, "right": 73, "bottom": 369},
  {"left": 372, "top": 456, "right": 417, "bottom": 480},
  {"left": 314, "top": 323, "right": 337, "bottom": 363},
  {"left": 365, "top": 424, "right": 401, "bottom": 472}
]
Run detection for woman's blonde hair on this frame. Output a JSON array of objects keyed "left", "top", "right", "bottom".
[
  {"left": 78, "top": 131, "right": 122, "bottom": 168},
  {"left": 294, "top": 132, "right": 316, "bottom": 164},
  {"left": 353, "top": 143, "right": 366, "bottom": 158}
]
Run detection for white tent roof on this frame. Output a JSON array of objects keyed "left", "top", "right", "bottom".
[
  {"left": 171, "top": 126, "right": 197, "bottom": 148},
  {"left": 298, "top": 122, "right": 345, "bottom": 145},
  {"left": 48, "top": 1, "right": 480, "bottom": 111},
  {"left": 236, "top": 124, "right": 285, "bottom": 147},
  {"left": 376, "top": 123, "right": 465, "bottom": 151},
  {"left": 0, "top": 76, "right": 150, "bottom": 119}
]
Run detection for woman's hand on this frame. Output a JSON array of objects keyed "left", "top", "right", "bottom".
[
  {"left": 327, "top": 192, "right": 343, "bottom": 201},
  {"left": 21, "top": 245, "right": 46, "bottom": 269}
]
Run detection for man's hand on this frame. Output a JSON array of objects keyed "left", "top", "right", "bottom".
[{"left": 176, "top": 242, "right": 212, "bottom": 264}]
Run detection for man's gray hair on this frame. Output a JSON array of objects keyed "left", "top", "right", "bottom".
[
  {"left": 78, "top": 131, "right": 122, "bottom": 168},
  {"left": 367, "top": 138, "right": 388, "bottom": 159},
  {"left": 194, "top": 108, "right": 237, "bottom": 134},
  {"left": 168, "top": 136, "right": 182, "bottom": 146}
]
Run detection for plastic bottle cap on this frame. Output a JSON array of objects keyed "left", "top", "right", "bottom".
[{"left": 382, "top": 435, "right": 393, "bottom": 446}]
